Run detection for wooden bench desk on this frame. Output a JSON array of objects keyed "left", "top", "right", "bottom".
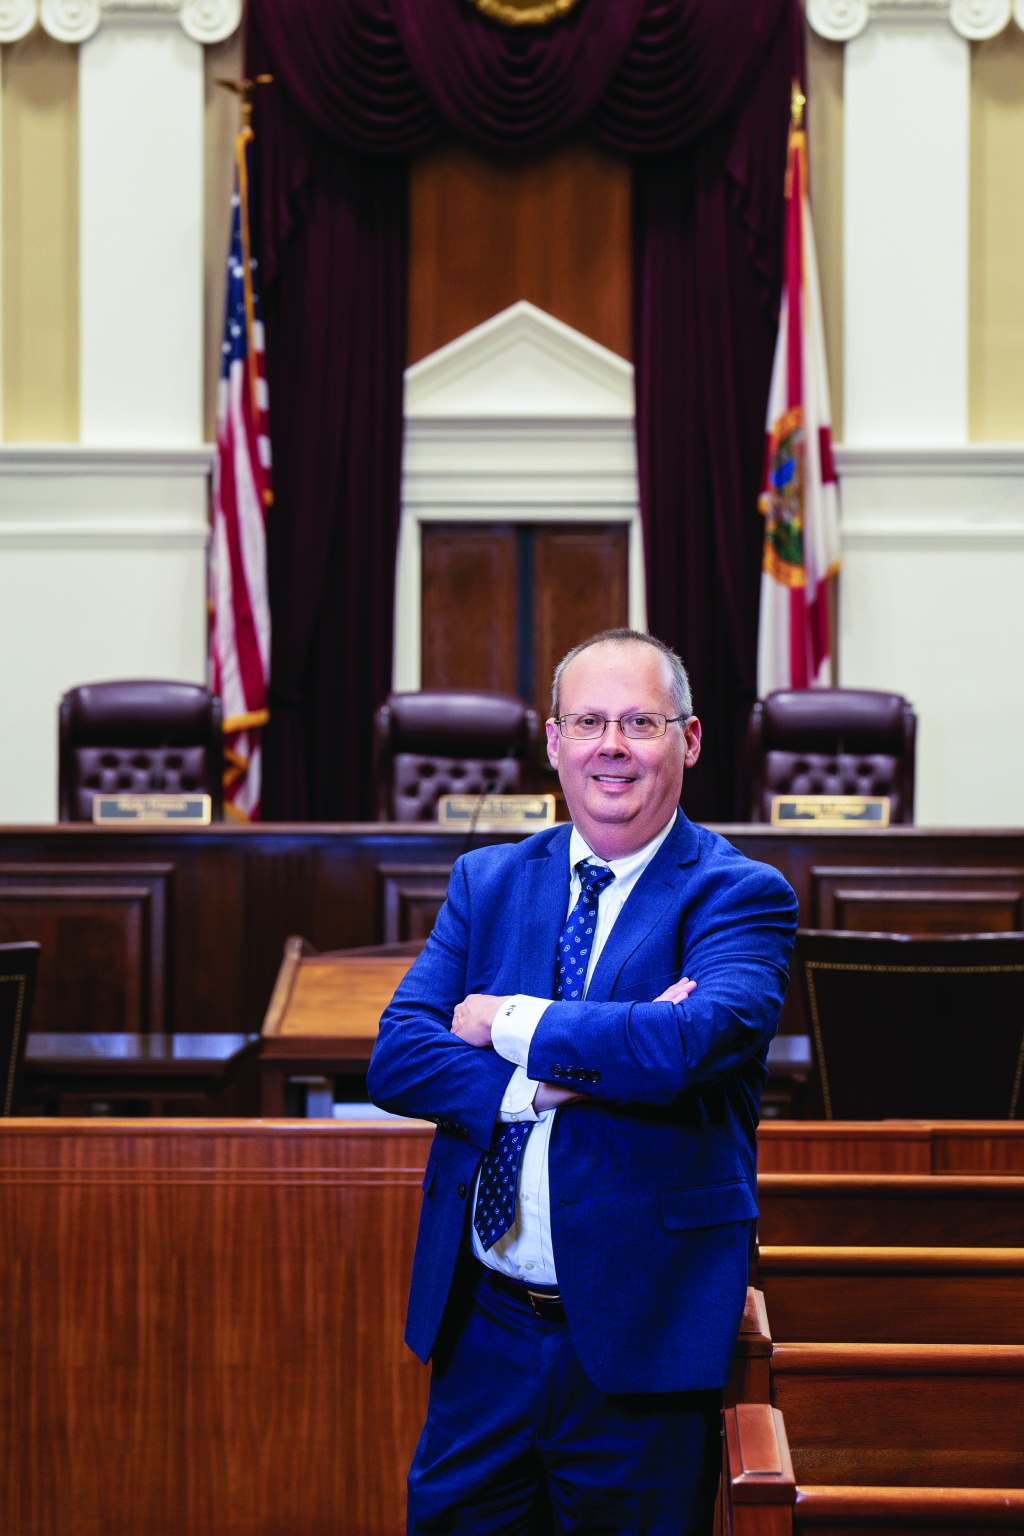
[{"left": 21, "top": 1031, "right": 260, "bottom": 1116}]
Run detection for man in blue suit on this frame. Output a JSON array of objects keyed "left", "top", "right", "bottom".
[{"left": 368, "top": 628, "right": 797, "bottom": 1534}]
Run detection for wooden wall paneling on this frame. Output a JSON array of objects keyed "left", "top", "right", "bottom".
[
  {"left": 408, "top": 136, "right": 631, "bottom": 365},
  {"left": 378, "top": 863, "right": 454, "bottom": 944},
  {"left": 420, "top": 524, "right": 518, "bottom": 694},
  {"left": 0, "top": 1120, "right": 433, "bottom": 1536},
  {"left": 0, "top": 863, "right": 171, "bottom": 1032},
  {"left": 810, "top": 865, "right": 1024, "bottom": 933},
  {"left": 532, "top": 524, "right": 629, "bottom": 723}
]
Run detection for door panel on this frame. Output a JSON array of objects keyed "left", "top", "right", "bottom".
[{"left": 420, "top": 525, "right": 517, "bottom": 694}]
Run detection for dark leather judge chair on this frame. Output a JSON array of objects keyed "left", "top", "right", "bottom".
[
  {"left": 373, "top": 690, "right": 541, "bottom": 822},
  {"left": 0, "top": 942, "right": 39, "bottom": 1116},
  {"left": 748, "top": 688, "right": 917, "bottom": 823},
  {"left": 793, "top": 929, "right": 1024, "bottom": 1119},
  {"left": 58, "top": 681, "right": 224, "bottom": 822}
]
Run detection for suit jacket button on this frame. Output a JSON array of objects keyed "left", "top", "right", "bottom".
[
  {"left": 590, "top": 1071, "right": 601, "bottom": 1084},
  {"left": 552, "top": 1064, "right": 563, "bottom": 1078},
  {"left": 457, "top": 1182, "right": 467, "bottom": 1200}
]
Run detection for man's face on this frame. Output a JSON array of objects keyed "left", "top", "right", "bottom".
[{"left": 545, "top": 641, "right": 701, "bottom": 859}]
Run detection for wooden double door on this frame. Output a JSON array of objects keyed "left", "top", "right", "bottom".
[{"left": 420, "top": 523, "right": 630, "bottom": 732}]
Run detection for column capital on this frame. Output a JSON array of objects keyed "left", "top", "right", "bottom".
[
  {"left": 807, "top": 0, "right": 1015, "bottom": 42},
  {"left": 0, "top": 0, "right": 240, "bottom": 44}
]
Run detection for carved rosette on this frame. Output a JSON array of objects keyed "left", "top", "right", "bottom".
[
  {"left": 808, "top": 0, "right": 1017, "bottom": 37},
  {"left": 36, "top": 0, "right": 239, "bottom": 40},
  {"left": 0, "top": 0, "right": 39, "bottom": 43}
]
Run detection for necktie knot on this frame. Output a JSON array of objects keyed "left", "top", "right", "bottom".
[{"left": 576, "top": 860, "right": 615, "bottom": 898}]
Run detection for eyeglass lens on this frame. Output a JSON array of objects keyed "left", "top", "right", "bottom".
[{"left": 562, "top": 713, "right": 667, "bottom": 739}]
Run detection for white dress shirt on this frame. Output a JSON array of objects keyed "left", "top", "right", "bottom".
[{"left": 471, "top": 810, "right": 678, "bottom": 1285}]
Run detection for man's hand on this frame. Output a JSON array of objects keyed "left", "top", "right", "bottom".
[
  {"left": 533, "top": 1082, "right": 585, "bottom": 1111},
  {"left": 654, "top": 976, "right": 697, "bottom": 1004},
  {"left": 451, "top": 993, "right": 511, "bottom": 1047}
]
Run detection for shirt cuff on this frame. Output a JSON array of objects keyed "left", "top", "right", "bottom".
[
  {"left": 492, "top": 994, "right": 550, "bottom": 1068},
  {"left": 499, "top": 1065, "right": 540, "bottom": 1123}
]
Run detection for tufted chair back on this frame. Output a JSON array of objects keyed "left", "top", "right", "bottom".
[
  {"left": 373, "top": 691, "right": 541, "bottom": 822},
  {"left": 58, "top": 681, "right": 224, "bottom": 822},
  {"left": 748, "top": 688, "right": 916, "bottom": 824}
]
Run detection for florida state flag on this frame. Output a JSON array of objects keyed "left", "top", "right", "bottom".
[{"left": 756, "top": 86, "right": 840, "bottom": 694}]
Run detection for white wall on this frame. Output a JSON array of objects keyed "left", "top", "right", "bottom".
[
  {"left": 838, "top": 446, "right": 1024, "bottom": 825},
  {"left": 0, "top": 447, "right": 209, "bottom": 822}
]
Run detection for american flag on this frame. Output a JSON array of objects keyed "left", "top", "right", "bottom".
[
  {"left": 756, "top": 85, "right": 841, "bottom": 694},
  {"left": 209, "top": 122, "right": 272, "bottom": 821}
]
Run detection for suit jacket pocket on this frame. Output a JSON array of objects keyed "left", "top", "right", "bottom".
[{"left": 661, "top": 1180, "right": 757, "bottom": 1231}]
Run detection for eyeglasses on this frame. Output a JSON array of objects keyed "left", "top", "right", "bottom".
[{"left": 554, "top": 712, "right": 687, "bottom": 740}]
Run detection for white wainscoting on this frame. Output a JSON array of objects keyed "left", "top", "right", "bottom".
[
  {"left": 836, "top": 444, "right": 1024, "bottom": 826},
  {"left": 0, "top": 446, "right": 211, "bottom": 823}
]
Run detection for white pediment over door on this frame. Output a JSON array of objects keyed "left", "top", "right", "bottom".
[
  {"left": 396, "top": 302, "right": 644, "bottom": 692},
  {"left": 405, "top": 301, "right": 634, "bottom": 419}
]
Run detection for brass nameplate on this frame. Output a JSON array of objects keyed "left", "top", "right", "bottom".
[
  {"left": 437, "top": 793, "right": 556, "bottom": 831},
  {"left": 770, "top": 794, "right": 890, "bottom": 828},
  {"left": 93, "top": 793, "right": 212, "bottom": 826}
]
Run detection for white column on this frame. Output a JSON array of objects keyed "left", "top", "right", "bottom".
[
  {"left": 37, "top": 0, "right": 241, "bottom": 446},
  {"left": 809, "top": 0, "right": 1015, "bottom": 446},
  {"left": 847, "top": 14, "right": 970, "bottom": 443},
  {"left": 80, "top": 19, "right": 202, "bottom": 443}
]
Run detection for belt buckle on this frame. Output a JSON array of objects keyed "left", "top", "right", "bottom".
[{"left": 527, "top": 1288, "right": 560, "bottom": 1316}]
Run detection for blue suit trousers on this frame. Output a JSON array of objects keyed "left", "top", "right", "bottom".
[{"left": 407, "top": 1268, "right": 721, "bottom": 1535}]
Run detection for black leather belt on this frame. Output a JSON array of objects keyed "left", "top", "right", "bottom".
[{"left": 482, "top": 1267, "right": 566, "bottom": 1322}]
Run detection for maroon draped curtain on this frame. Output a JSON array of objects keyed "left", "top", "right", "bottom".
[{"left": 247, "top": 0, "right": 795, "bottom": 821}]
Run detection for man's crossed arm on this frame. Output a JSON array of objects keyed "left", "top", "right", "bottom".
[{"left": 452, "top": 977, "right": 698, "bottom": 1112}]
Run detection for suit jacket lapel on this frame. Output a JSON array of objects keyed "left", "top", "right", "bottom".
[
  {"left": 518, "top": 826, "right": 572, "bottom": 998},
  {"left": 585, "top": 812, "right": 702, "bottom": 1003}
]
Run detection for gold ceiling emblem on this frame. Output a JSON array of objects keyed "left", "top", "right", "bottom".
[{"left": 470, "top": 0, "right": 584, "bottom": 25}]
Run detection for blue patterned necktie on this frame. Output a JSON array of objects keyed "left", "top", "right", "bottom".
[{"left": 473, "top": 858, "right": 615, "bottom": 1251}]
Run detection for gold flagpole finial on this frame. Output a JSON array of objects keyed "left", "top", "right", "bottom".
[
  {"left": 791, "top": 81, "right": 807, "bottom": 131},
  {"left": 216, "top": 74, "right": 274, "bottom": 131}
]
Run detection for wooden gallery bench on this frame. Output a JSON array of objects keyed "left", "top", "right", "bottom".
[
  {"left": 757, "top": 1174, "right": 1024, "bottom": 1247},
  {"left": 724, "top": 1346, "right": 1024, "bottom": 1534},
  {"left": 756, "top": 1246, "right": 1024, "bottom": 1345}
]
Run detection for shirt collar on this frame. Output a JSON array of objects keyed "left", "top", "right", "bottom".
[{"left": 569, "top": 808, "right": 678, "bottom": 886}]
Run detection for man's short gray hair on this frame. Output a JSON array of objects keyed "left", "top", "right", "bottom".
[{"left": 550, "top": 628, "right": 693, "bottom": 720}]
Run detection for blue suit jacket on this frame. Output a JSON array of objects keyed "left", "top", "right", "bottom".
[{"left": 367, "top": 813, "right": 797, "bottom": 1394}]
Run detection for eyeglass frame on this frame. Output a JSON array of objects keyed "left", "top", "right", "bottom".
[{"left": 552, "top": 712, "right": 690, "bottom": 741}]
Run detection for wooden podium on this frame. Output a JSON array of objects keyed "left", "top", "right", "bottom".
[{"left": 259, "top": 937, "right": 423, "bottom": 1114}]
